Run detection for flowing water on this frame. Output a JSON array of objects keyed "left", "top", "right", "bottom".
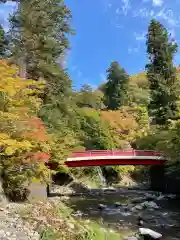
[
  {"left": 96, "top": 167, "right": 107, "bottom": 186},
  {"left": 63, "top": 187, "right": 180, "bottom": 239}
]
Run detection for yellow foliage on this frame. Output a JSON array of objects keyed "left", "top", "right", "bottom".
[
  {"left": 130, "top": 67, "right": 180, "bottom": 88},
  {"left": 0, "top": 61, "right": 45, "bottom": 116},
  {"left": 0, "top": 60, "right": 50, "bottom": 166},
  {"left": 101, "top": 106, "right": 138, "bottom": 141},
  {"left": 130, "top": 72, "right": 148, "bottom": 87}
]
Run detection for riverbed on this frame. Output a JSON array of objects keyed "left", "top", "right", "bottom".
[{"left": 61, "top": 187, "right": 180, "bottom": 239}]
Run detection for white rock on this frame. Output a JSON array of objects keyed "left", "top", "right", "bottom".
[
  {"left": 121, "top": 212, "right": 131, "bottom": 216},
  {"left": 102, "top": 187, "right": 116, "bottom": 192},
  {"left": 67, "top": 222, "right": 74, "bottom": 229},
  {"left": 98, "top": 204, "right": 107, "bottom": 210},
  {"left": 162, "top": 212, "right": 168, "bottom": 216},
  {"left": 143, "top": 201, "right": 159, "bottom": 209},
  {"left": 74, "top": 210, "right": 83, "bottom": 216},
  {"left": 156, "top": 195, "right": 164, "bottom": 200},
  {"left": 131, "top": 207, "right": 138, "bottom": 212},
  {"left": 139, "top": 228, "right": 162, "bottom": 239},
  {"left": 0, "top": 230, "right": 6, "bottom": 238},
  {"left": 124, "top": 237, "right": 138, "bottom": 240},
  {"left": 135, "top": 204, "right": 143, "bottom": 210}
]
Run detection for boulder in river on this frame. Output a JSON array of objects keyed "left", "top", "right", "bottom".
[
  {"left": 98, "top": 204, "right": 107, "bottom": 210},
  {"left": 137, "top": 216, "right": 145, "bottom": 227},
  {"left": 141, "top": 201, "right": 159, "bottom": 209},
  {"left": 102, "top": 187, "right": 117, "bottom": 192},
  {"left": 124, "top": 237, "right": 138, "bottom": 240},
  {"left": 135, "top": 204, "right": 144, "bottom": 210},
  {"left": 114, "top": 202, "right": 122, "bottom": 207},
  {"left": 139, "top": 228, "right": 162, "bottom": 239}
]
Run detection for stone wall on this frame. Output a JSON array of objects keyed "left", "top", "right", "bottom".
[{"left": 27, "top": 182, "right": 48, "bottom": 202}]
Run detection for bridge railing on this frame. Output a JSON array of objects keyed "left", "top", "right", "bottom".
[{"left": 71, "top": 150, "right": 163, "bottom": 158}]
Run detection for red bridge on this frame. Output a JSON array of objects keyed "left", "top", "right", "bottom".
[{"left": 65, "top": 149, "right": 167, "bottom": 167}]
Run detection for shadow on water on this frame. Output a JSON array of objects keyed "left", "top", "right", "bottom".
[{"left": 52, "top": 187, "right": 180, "bottom": 240}]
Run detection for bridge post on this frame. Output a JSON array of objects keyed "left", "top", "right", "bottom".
[{"left": 150, "top": 165, "right": 165, "bottom": 191}]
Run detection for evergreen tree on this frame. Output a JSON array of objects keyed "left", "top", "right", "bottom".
[
  {"left": 0, "top": 25, "right": 8, "bottom": 58},
  {"left": 6, "top": 0, "right": 75, "bottom": 134},
  {"left": 146, "top": 19, "right": 179, "bottom": 124},
  {"left": 8, "top": 0, "right": 73, "bottom": 82},
  {"left": 103, "top": 61, "right": 129, "bottom": 110}
]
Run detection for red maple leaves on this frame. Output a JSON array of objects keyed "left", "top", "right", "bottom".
[{"left": 23, "top": 117, "right": 49, "bottom": 142}]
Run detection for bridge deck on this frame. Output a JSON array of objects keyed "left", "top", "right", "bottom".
[{"left": 65, "top": 150, "right": 166, "bottom": 167}]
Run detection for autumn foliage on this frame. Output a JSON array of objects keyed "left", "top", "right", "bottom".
[
  {"left": 0, "top": 61, "right": 51, "bottom": 200},
  {"left": 23, "top": 117, "right": 50, "bottom": 142},
  {"left": 101, "top": 106, "right": 138, "bottom": 141}
]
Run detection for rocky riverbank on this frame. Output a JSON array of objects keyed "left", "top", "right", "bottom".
[
  {"left": 0, "top": 182, "right": 40, "bottom": 240},
  {"left": 0, "top": 182, "right": 134, "bottom": 240},
  {"left": 0, "top": 203, "right": 40, "bottom": 240}
]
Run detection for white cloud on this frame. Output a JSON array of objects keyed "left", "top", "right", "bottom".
[
  {"left": 128, "top": 46, "right": 139, "bottom": 54},
  {"left": 121, "top": 0, "right": 131, "bottom": 16},
  {"left": 134, "top": 32, "right": 146, "bottom": 41},
  {"left": 156, "top": 8, "right": 180, "bottom": 27},
  {"left": 152, "top": 0, "right": 164, "bottom": 7},
  {"left": 103, "top": 1, "right": 112, "bottom": 13},
  {"left": 4, "top": 2, "right": 16, "bottom": 7},
  {"left": 133, "top": 8, "right": 152, "bottom": 18},
  {"left": 133, "top": 6, "right": 180, "bottom": 28},
  {"left": 116, "top": 8, "right": 120, "bottom": 14},
  {"left": 150, "top": 10, "right": 155, "bottom": 17}
]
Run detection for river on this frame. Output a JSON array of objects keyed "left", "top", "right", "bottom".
[{"left": 61, "top": 187, "right": 180, "bottom": 239}]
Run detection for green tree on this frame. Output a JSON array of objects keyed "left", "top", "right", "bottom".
[
  {"left": 146, "top": 19, "right": 179, "bottom": 125},
  {"left": 75, "top": 84, "right": 104, "bottom": 109},
  {"left": 0, "top": 25, "right": 8, "bottom": 58},
  {"left": 8, "top": 0, "right": 73, "bottom": 82},
  {"left": 8, "top": 0, "right": 74, "bottom": 127},
  {"left": 77, "top": 108, "right": 118, "bottom": 150},
  {"left": 103, "top": 61, "right": 129, "bottom": 110},
  {"left": 128, "top": 82, "right": 150, "bottom": 107}
]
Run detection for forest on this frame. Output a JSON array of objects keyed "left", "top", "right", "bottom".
[{"left": 0, "top": 0, "right": 180, "bottom": 201}]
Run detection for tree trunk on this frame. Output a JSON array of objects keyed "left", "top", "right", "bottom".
[{"left": 18, "top": 56, "right": 27, "bottom": 79}]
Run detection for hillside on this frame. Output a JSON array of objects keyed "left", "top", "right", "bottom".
[{"left": 130, "top": 67, "right": 180, "bottom": 88}]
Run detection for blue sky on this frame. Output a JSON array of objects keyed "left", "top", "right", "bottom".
[{"left": 1, "top": 0, "right": 180, "bottom": 89}]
